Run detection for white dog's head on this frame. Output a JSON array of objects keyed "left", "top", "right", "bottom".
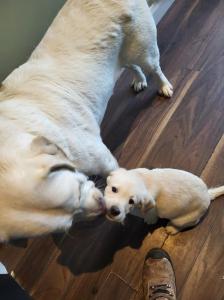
[
  {"left": 104, "top": 168, "right": 155, "bottom": 223},
  {"left": 0, "top": 134, "right": 106, "bottom": 241}
]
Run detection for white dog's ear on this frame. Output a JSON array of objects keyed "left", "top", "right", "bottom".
[
  {"left": 31, "top": 136, "right": 66, "bottom": 157},
  {"left": 31, "top": 136, "right": 76, "bottom": 177}
]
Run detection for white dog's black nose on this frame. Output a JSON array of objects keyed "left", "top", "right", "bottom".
[{"left": 110, "top": 206, "right": 120, "bottom": 217}]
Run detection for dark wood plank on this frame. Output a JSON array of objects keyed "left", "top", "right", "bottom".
[
  {"left": 13, "top": 235, "right": 64, "bottom": 293},
  {"left": 0, "top": 241, "right": 31, "bottom": 274},
  {"left": 162, "top": 201, "right": 220, "bottom": 296},
  {"left": 158, "top": 0, "right": 200, "bottom": 55},
  {"left": 163, "top": 135, "right": 224, "bottom": 298},
  {"left": 180, "top": 201, "right": 224, "bottom": 300},
  {"left": 194, "top": 1, "right": 224, "bottom": 71},
  {"left": 159, "top": 0, "right": 223, "bottom": 72},
  {"left": 31, "top": 258, "right": 80, "bottom": 300},
  {"left": 37, "top": 216, "right": 154, "bottom": 299},
  {"left": 95, "top": 272, "right": 136, "bottom": 300},
  {"left": 111, "top": 227, "right": 168, "bottom": 291},
  {"left": 139, "top": 59, "right": 224, "bottom": 173},
  {"left": 62, "top": 268, "right": 111, "bottom": 300},
  {"left": 117, "top": 70, "right": 198, "bottom": 169},
  {"left": 31, "top": 219, "right": 113, "bottom": 300},
  {"left": 178, "top": 135, "right": 224, "bottom": 299}
]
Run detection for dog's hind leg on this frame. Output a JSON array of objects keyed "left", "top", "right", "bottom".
[
  {"left": 125, "top": 5, "right": 173, "bottom": 97},
  {"left": 127, "top": 64, "right": 148, "bottom": 93},
  {"left": 142, "top": 57, "right": 174, "bottom": 98},
  {"left": 142, "top": 14, "right": 173, "bottom": 97},
  {"left": 165, "top": 218, "right": 200, "bottom": 235},
  {"left": 166, "top": 210, "right": 204, "bottom": 235}
]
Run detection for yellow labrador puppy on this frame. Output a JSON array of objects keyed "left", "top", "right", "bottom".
[
  {"left": 0, "top": 0, "right": 172, "bottom": 241},
  {"left": 105, "top": 168, "right": 224, "bottom": 234}
]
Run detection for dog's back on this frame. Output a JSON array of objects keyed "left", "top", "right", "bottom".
[{"left": 32, "top": 0, "right": 136, "bottom": 56}]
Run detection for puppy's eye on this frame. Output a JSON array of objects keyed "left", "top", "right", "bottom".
[
  {"left": 112, "top": 186, "right": 118, "bottom": 193},
  {"left": 129, "top": 198, "right": 135, "bottom": 205}
]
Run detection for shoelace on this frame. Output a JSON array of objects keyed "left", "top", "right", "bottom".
[{"left": 148, "top": 284, "right": 175, "bottom": 300}]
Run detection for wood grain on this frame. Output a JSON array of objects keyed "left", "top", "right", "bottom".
[
  {"left": 95, "top": 272, "right": 136, "bottom": 300},
  {"left": 1, "top": 1, "right": 224, "bottom": 299},
  {"left": 162, "top": 135, "right": 224, "bottom": 299}
]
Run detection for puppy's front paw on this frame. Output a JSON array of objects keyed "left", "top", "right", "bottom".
[
  {"left": 158, "top": 83, "right": 173, "bottom": 98},
  {"left": 165, "top": 225, "right": 179, "bottom": 235},
  {"left": 131, "top": 79, "right": 147, "bottom": 93}
]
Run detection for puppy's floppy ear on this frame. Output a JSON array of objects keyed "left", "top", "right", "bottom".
[
  {"left": 107, "top": 168, "right": 127, "bottom": 183},
  {"left": 31, "top": 136, "right": 76, "bottom": 177}
]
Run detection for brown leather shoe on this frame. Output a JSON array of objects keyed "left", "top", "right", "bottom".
[{"left": 142, "top": 248, "right": 176, "bottom": 300}]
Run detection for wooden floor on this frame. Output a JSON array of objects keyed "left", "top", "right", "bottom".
[{"left": 1, "top": 0, "right": 224, "bottom": 299}]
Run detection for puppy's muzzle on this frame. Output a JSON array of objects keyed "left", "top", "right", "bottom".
[{"left": 109, "top": 205, "right": 121, "bottom": 217}]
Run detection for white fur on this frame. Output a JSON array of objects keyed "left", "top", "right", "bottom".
[
  {"left": 0, "top": 0, "right": 172, "bottom": 241},
  {"left": 104, "top": 168, "right": 224, "bottom": 234}
]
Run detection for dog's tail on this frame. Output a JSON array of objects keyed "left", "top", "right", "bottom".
[{"left": 208, "top": 186, "right": 224, "bottom": 200}]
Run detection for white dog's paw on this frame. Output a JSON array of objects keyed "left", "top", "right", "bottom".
[
  {"left": 102, "top": 157, "right": 119, "bottom": 177},
  {"left": 165, "top": 225, "right": 179, "bottom": 235},
  {"left": 131, "top": 79, "right": 148, "bottom": 93},
  {"left": 159, "top": 83, "right": 173, "bottom": 98}
]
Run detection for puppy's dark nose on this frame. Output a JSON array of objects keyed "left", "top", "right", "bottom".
[{"left": 110, "top": 206, "right": 120, "bottom": 217}]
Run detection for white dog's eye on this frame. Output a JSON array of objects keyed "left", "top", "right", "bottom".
[
  {"left": 112, "top": 186, "right": 118, "bottom": 193},
  {"left": 129, "top": 198, "right": 135, "bottom": 205}
]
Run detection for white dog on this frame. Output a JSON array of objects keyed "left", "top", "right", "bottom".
[
  {"left": 0, "top": 0, "right": 172, "bottom": 241},
  {"left": 105, "top": 168, "right": 224, "bottom": 234}
]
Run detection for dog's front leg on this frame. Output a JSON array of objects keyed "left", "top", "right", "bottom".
[
  {"left": 91, "top": 140, "right": 119, "bottom": 177},
  {"left": 127, "top": 64, "right": 148, "bottom": 93}
]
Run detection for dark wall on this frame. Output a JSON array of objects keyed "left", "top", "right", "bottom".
[{"left": 0, "top": 0, "right": 65, "bottom": 82}]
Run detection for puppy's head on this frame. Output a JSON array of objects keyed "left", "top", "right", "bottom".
[
  {"left": 0, "top": 135, "right": 106, "bottom": 241},
  {"left": 104, "top": 168, "right": 154, "bottom": 223}
]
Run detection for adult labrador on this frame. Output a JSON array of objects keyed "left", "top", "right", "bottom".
[{"left": 0, "top": 0, "right": 172, "bottom": 241}]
